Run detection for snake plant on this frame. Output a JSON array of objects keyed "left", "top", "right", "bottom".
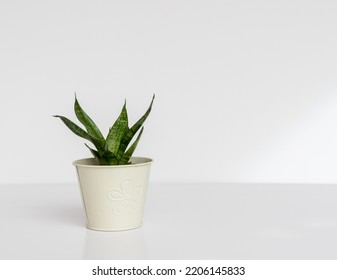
[{"left": 54, "top": 94, "right": 155, "bottom": 165}]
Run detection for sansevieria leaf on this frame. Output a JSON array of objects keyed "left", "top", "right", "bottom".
[
  {"left": 74, "top": 95, "right": 104, "bottom": 142},
  {"left": 85, "top": 143, "right": 100, "bottom": 160},
  {"left": 105, "top": 101, "right": 128, "bottom": 158},
  {"left": 117, "top": 94, "right": 154, "bottom": 159},
  {"left": 54, "top": 115, "right": 92, "bottom": 141},
  {"left": 119, "top": 127, "right": 144, "bottom": 164},
  {"left": 54, "top": 115, "right": 104, "bottom": 152},
  {"left": 100, "top": 150, "right": 119, "bottom": 165}
]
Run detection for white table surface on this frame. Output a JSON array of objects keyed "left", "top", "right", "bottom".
[{"left": 0, "top": 183, "right": 336, "bottom": 260}]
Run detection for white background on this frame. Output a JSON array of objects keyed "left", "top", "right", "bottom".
[{"left": 1, "top": 0, "right": 337, "bottom": 184}]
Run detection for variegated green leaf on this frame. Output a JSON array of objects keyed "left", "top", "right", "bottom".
[
  {"left": 85, "top": 143, "right": 100, "bottom": 159},
  {"left": 100, "top": 150, "right": 119, "bottom": 165},
  {"left": 105, "top": 101, "right": 128, "bottom": 158},
  {"left": 54, "top": 115, "right": 104, "bottom": 152},
  {"left": 119, "top": 127, "right": 144, "bottom": 164},
  {"left": 100, "top": 157, "right": 119, "bottom": 165},
  {"left": 54, "top": 115, "right": 91, "bottom": 141},
  {"left": 117, "top": 94, "right": 154, "bottom": 159},
  {"left": 74, "top": 95, "right": 104, "bottom": 141}
]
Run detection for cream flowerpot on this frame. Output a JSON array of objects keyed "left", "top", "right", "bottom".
[{"left": 73, "top": 157, "right": 152, "bottom": 231}]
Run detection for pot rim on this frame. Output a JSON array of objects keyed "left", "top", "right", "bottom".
[{"left": 73, "top": 157, "right": 153, "bottom": 168}]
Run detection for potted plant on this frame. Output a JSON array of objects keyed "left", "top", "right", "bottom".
[{"left": 54, "top": 94, "right": 155, "bottom": 231}]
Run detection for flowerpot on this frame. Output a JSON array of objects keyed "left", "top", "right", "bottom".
[{"left": 73, "top": 157, "right": 153, "bottom": 231}]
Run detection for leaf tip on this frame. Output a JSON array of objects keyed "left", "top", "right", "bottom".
[{"left": 150, "top": 94, "right": 155, "bottom": 107}]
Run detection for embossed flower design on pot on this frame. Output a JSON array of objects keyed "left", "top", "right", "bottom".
[{"left": 107, "top": 179, "right": 143, "bottom": 215}]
